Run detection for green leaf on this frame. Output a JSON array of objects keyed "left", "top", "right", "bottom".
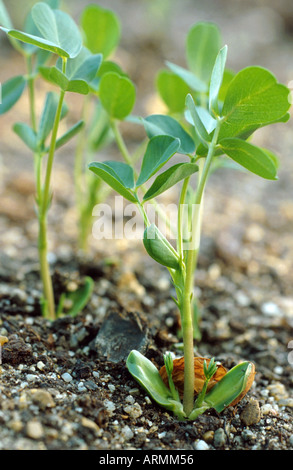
[
  {"left": 57, "top": 276, "right": 94, "bottom": 318},
  {"left": 136, "top": 135, "right": 180, "bottom": 186},
  {"left": 37, "top": 91, "right": 68, "bottom": 146},
  {"left": 218, "top": 68, "right": 235, "bottom": 104},
  {"left": 185, "top": 94, "right": 210, "bottom": 145},
  {"left": 88, "top": 161, "right": 137, "bottom": 202},
  {"left": 80, "top": 4, "right": 120, "bottom": 59},
  {"left": 143, "top": 162, "right": 199, "bottom": 202},
  {"left": 186, "top": 22, "right": 222, "bottom": 83},
  {"left": 142, "top": 114, "right": 195, "bottom": 155},
  {"left": 39, "top": 65, "right": 91, "bottom": 95},
  {"left": 203, "top": 362, "right": 254, "bottom": 413},
  {"left": 156, "top": 70, "right": 190, "bottom": 113},
  {"left": 39, "top": 66, "right": 69, "bottom": 90},
  {"left": 101, "top": 160, "right": 135, "bottom": 189},
  {"left": 54, "top": 120, "right": 84, "bottom": 151},
  {"left": 1, "top": 2, "right": 82, "bottom": 59},
  {"left": 32, "top": 2, "right": 82, "bottom": 58},
  {"left": 0, "top": 75, "right": 26, "bottom": 114},
  {"left": 13, "top": 123, "right": 38, "bottom": 152},
  {"left": 166, "top": 61, "right": 207, "bottom": 93},
  {"left": 40, "top": 47, "right": 103, "bottom": 93},
  {"left": 97, "top": 60, "right": 127, "bottom": 79},
  {"left": 219, "top": 138, "right": 278, "bottom": 180},
  {"left": 219, "top": 66, "right": 291, "bottom": 140},
  {"left": 126, "top": 350, "right": 185, "bottom": 419},
  {"left": 99, "top": 72, "right": 136, "bottom": 120},
  {"left": 209, "top": 45, "right": 228, "bottom": 115},
  {"left": 56, "top": 47, "right": 102, "bottom": 84}
]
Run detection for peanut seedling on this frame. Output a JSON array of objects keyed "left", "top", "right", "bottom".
[{"left": 89, "top": 21, "right": 290, "bottom": 419}]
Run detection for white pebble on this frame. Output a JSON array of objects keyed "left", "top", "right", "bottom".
[
  {"left": 194, "top": 439, "right": 210, "bottom": 450},
  {"left": 26, "top": 374, "right": 38, "bottom": 382},
  {"left": 61, "top": 372, "right": 73, "bottom": 383},
  {"left": 121, "top": 425, "right": 134, "bottom": 440},
  {"left": 124, "top": 403, "right": 143, "bottom": 419},
  {"left": 77, "top": 382, "right": 86, "bottom": 391},
  {"left": 125, "top": 395, "right": 135, "bottom": 404},
  {"left": 37, "top": 361, "right": 45, "bottom": 371},
  {"left": 261, "top": 302, "right": 281, "bottom": 316},
  {"left": 104, "top": 399, "right": 116, "bottom": 416}
]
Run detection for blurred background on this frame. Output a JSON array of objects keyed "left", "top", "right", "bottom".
[{"left": 0, "top": 0, "right": 292, "bottom": 272}]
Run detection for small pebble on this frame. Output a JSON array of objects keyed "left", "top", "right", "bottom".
[
  {"left": 26, "top": 374, "right": 38, "bottom": 382},
  {"left": 240, "top": 399, "right": 261, "bottom": 426},
  {"left": 124, "top": 403, "right": 143, "bottom": 419},
  {"left": 203, "top": 430, "right": 214, "bottom": 443},
  {"left": 267, "top": 382, "right": 288, "bottom": 401},
  {"left": 194, "top": 439, "right": 210, "bottom": 450},
  {"left": 30, "top": 389, "right": 56, "bottom": 410},
  {"left": 61, "top": 372, "right": 73, "bottom": 383},
  {"left": 121, "top": 425, "right": 134, "bottom": 440},
  {"left": 261, "top": 302, "right": 281, "bottom": 317},
  {"left": 26, "top": 420, "right": 44, "bottom": 440},
  {"left": 213, "top": 428, "right": 227, "bottom": 448},
  {"left": 261, "top": 403, "right": 278, "bottom": 416},
  {"left": 241, "top": 428, "right": 256, "bottom": 442},
  {"left": 37, "top": 361, "right": 46, "bottom": 371}
]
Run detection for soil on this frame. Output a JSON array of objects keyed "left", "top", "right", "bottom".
[{"left": 0, "top": 0, "right": 293, "bottom": 452}]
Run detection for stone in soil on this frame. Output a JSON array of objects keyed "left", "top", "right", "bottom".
[{"left": 94, "top": 309, "right": 149, "bottom": 363}]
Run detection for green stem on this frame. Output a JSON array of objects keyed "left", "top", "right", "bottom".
[
  {"left": 110, "top": 118, "right": 133, "bottom": 166},
  {"left": 181, "top": 119, "right": 221, "bottom": 417},
  {"left": 26, "top": 54, "right": 37, "bottom": 133},
  {"left": 38, "top": 58, "right": 67, "bottom": 320},
  {"left": 177, "top": 176, "right": 190, "bottom": 265},
  {"left": 74, "top": 94, "right": 91, "bottom": 214}
]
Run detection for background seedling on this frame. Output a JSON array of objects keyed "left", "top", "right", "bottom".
[
  {"left": 89, "top": 21, "right": 290, "bottom": 419},
  {"left": 0, "top": 1, "right": 105, "bottom": 319}
]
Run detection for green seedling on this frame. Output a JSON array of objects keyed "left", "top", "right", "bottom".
[
  {"left": 0, "top": 1, "right": 103, "bottom": 319},
  {"left": 89, "top": 21, "right": 290, "bottom": 419}
]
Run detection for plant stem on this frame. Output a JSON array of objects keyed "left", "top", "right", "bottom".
[
  {"left": 110, "top": 118, "right": 133, "bottom": 166},
  {"left": 181, "top": 119, "right": 221, "bottom": 416},
  {"left": 38, "top": 58, "right": 67, "bottom": 320},
  {"left": 26, "top": 54, "right": 37, "bottom": 133},
  {"left": 177, "top": 176, "right": 190, "bottom": 265}
]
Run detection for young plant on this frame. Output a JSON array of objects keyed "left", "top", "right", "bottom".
[
  {"left": 89, "top": 21, "right": 290, "bottom": 419},
  {"left": 0, "top": 1, "right": 102, "bottom": 319}
]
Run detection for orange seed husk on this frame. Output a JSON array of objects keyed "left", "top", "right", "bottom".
[
  {"left": 159, "top": 356, "right": 228, "bottom": 399},
  {"left": 228, "top": 362, "right": 256, "bottom": 407}
]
